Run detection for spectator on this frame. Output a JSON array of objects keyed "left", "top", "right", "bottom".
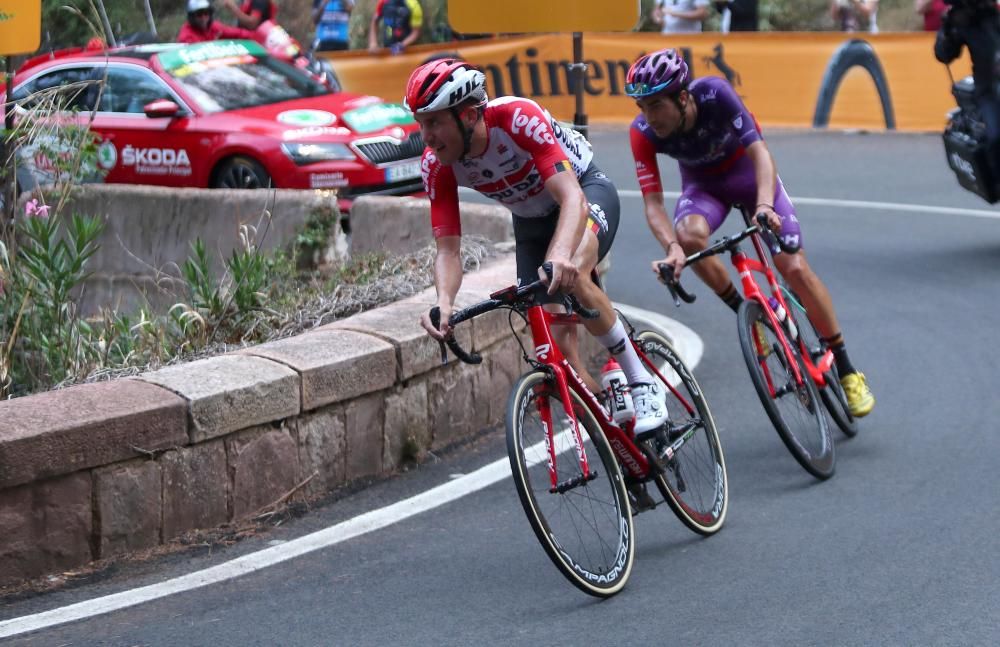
[
  {"left": 368, "top": 0, "right": 422, "bottom": 54},
  {"left": 178, "top": 0, "right": 256, "bottom": 44},
  {"left": 830, "top": 0, "right": 879, "bottom": 34},
  {"left": 653, "top": 0, "right": 711, "bottom": 34},
  {"left": 712, "top": 0, "right": 758, "bottom": 32},
  {"left": 312, "top": 0, "right": 354, "bottom": 52},
  {"left": 219, "top": 0, "right": 277, "bottom": 31},
  {"left": 915, "top": 0, "right": 947, "bottom": 32}
]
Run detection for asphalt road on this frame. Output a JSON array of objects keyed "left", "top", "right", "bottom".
[{"left": 3, "top": 128, "right": 999, "bottom": 646}]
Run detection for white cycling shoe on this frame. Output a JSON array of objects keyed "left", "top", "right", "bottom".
[{"left": 631, "top": 382, "right": 668, "bottom": 437}]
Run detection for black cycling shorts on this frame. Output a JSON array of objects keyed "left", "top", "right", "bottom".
[{"left": 512, "top": 164, "right": 620, "bottom": 301}]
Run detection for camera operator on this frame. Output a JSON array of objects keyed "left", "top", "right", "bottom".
[{"left": 935, "top": 0, "right": 1000, "bottom": 174}]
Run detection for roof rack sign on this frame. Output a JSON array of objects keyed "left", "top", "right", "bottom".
[{"left": 0, "top": 0, "right": 41, "bottom": 55}]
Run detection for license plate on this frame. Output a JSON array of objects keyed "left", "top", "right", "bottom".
[{"left": 385, "top": 161, "right": 420, "bottom": 183}]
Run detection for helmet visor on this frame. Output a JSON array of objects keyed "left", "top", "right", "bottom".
[{"left": 624, "top": 79, "right": 675, "bottom": 98}]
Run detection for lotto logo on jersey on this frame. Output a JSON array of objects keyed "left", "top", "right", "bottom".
[{"left": 510, "top": 107, "right": 555, "bottom": 146}]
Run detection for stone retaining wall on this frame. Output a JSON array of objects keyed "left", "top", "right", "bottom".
[
  {"left": 0, "top": 193, "right": 612, "bottom": 588},
  {"left": 0, "top": 255, "right": 539, "bottom": 587}
]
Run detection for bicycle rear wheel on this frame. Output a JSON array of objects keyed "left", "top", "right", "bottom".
[
  {"left": 794, "top": 306, "right": 860, "bottom": 437},
  {"left": 506, "top": 370, "right": 634, "bottom": 597},
  {"left": 636, "top": 331, "right": 728, "bottom": 536},
  {"left": 737, "top": 300, "right": 835, "bottom": 480}
]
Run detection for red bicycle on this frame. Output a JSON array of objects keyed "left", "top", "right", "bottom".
[
  {"left": 661, "top": 211, "right": 858, "bottom": 481},
  {"left": 431, "top": 264, "right": 728, "bottom": 597}
]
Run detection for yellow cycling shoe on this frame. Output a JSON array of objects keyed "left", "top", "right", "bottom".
[{"left": 840, "top": 372, "right": 875, "bottom": 418}]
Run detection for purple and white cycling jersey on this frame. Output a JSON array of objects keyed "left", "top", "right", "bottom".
[{"left": 630, "top": 76, "right": 802, "bottom": 252}]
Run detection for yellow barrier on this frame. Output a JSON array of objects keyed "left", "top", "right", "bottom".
[{"left": 326, "top": 32, "right": 972, "bottom": 132}]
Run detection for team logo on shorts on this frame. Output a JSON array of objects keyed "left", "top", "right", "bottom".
[{"left": 588, "top": 203, "right": 609, "bottom": 233}]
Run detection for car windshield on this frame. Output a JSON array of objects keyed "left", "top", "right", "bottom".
[{"left": 160, "top": 49, "right": 329, "bottom": 113}]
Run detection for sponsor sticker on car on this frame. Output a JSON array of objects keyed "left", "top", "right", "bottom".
[
  {"left": 342, "top": 103, "right": 413, "bottom": 134},
  {"left": 310, "top": 171, "right": 348, "bottom": 188},
  {"left": 277, "top": 110, "right": 336, "bottom": 127}
]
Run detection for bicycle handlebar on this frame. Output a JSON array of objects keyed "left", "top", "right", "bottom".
[
  {"left": 429, "top": 262, "right": 600, "bottom": 365},
  {"left": 657, "top": 263, "right": 698, "bottom": 307}
]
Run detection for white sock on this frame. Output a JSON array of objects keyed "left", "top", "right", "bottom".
[{"left": 595, "top": 318, "right": 652, "bottom": 386}]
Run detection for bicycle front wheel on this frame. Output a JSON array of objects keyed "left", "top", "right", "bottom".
[
  {"left": 636, "top": 331, "right": 728, "bottom": 536},
  {"left": 506, "top": 370, "right": 635, "bottom": 597},
  {"left": 737, "top": 300, "right": 835, "bottom": 480}
]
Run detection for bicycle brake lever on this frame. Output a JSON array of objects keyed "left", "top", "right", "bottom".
[{"left": 428, "top": 306, "right": 448, "bottom": 365}]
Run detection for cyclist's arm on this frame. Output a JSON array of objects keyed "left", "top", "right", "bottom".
[
  {"left": 422, "top": 151, "right": 464, "bottom": 338},
  {"left": 746, "top": 140, "right": 779, "bottom": 228},
  {"left": 631, "top": 123, "right": 685, "bottom": 278},
  {"left": 545, "top": 170, "right": 588, "bottom": 291}
]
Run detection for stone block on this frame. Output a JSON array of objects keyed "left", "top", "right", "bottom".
[
  {"left": 345, "top": 392, "right": 385, "bottom": 482},
  {"left": 323, "top": 299, "right": 472, "bottom": 382},
  {"left": 0, "top": 380, "right": 187, "bottom": 490},
  {"left": 94, "top": 460, "right": 161, "bottom": 558},
  {"left": 427, "top": 362, "right": 478, "bottom": 451},
  {"left": 0, "top": 472, "right": 92, "bottom": 587},
  {"left": 228, "top": 425, "right": 300, "bottom": 520},
  {"left": 139, "top": 355, "right": 299, "bottom": 443},
  {"left": 350, "top": 196, "right": 512, "bottom": 257},
  {"left": 161, "top": 441, "right": 229, "bottom": 539},
  {"left": 383, "top": 382, "right": 429, "bottom": 472},
  {"left": 297, "top": 405, "right": 347, "bottom": 496},
  {"left": 240, "top": 330, "right": 395, "bottom": 411}
]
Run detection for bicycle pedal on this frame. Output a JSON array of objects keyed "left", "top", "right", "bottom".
[{"left": 626, "top": 482, "right": 657, "bottom": 514}]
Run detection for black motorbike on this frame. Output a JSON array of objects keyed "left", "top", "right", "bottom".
[
  {"left": 938, "top": 0, "right": 1000, "bottom": 204},
  {"left": 943, "top": 75, "right": 998, "bottom": 203}
]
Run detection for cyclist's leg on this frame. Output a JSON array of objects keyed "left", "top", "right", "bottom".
[
  {"left": 513, "top": 212, "right": 602, "bottom": 394},
  {"left": 768, "top": 179, "right": 875, "bottom": 416},
  {"left": 673, "top": 187, "right": 740, "bottom": 310},
  {"left": 569, "top": 168, "right": 668, "bottom": 434}
]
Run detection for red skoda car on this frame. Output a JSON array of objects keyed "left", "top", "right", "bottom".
[{"left": 5, "top": 40, "right": 424, "bottom": 209}]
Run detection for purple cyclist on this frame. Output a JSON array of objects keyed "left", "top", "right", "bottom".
[{"left": 625, "top": 48, "right": 875, "bottom": 417}]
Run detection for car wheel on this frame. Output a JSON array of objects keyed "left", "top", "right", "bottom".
[{"left": 212, "top": 156, "right": 272, "bottom": 189}]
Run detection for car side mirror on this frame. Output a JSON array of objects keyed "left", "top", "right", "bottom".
[{"left": 143, "top": 99, "right": 182, "bottom": 119}]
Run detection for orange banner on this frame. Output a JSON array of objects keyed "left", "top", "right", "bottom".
[{"left": 325, "top": 32, "right": 971, "bottom": 132}]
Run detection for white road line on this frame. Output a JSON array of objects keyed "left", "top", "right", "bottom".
[
  {"left": 619, "top": 190, "right": 1000, "bottom": 219},
  {"left": 460, "top": 186, "right": 1000, "bottom": 220},
  {"left": 0, "top": 308, "right": 703, "bottom": 640}
]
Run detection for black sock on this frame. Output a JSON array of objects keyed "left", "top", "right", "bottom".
[
  {"left": 717, "top": 283, "right": 743, "bottom": 313},
  {"left": 821, "top": 333, "right": 857, "bottom": 376}
]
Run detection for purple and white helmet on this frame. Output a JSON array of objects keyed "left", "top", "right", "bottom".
[{"left": 625, "top": 49, "right": 690, "bottom": 98}]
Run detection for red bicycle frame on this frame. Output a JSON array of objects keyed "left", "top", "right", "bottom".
[
  {"left": 732, "top": 228, "right": 835, "bottom": 392},
  {"left": 524, "top": 304, "right": 698, "bottom": 488}
]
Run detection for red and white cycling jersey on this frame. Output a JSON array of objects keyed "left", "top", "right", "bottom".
[{"left": 422, "top": 96, "right": 593, "bottom": 238}]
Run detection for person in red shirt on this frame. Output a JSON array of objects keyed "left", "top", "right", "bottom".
[
  {"left": 220, "top": 0, "right": 277, "bottom": 30},
  {"left": 915, "top": 0, "right": 948, "bottom": 31},
  {"left": 408, "top": 58, "right": 670, "bottom": 437},
  {"left": 177, "top": 0, "right": 256, "bottom": 43}
]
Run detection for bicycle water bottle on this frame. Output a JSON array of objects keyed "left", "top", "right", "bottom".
[
  {"left": 768, "top": 296, "right": 798, "bottom": 342},
  {"left": 600, "top": 357, "right": 635, "bottom": 425}
]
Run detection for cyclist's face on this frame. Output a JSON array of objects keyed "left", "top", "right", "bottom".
[
  {"left": 635, "top": 93, "right": 682, "bottom": 138},
  {"left": 414, "top": 109, "right": 464, "bottom": 164}
]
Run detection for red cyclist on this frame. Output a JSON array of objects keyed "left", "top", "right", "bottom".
[
  {"left": 408, "top": 58, "right": 669, "bottom": 436},
  {"left": 625, "top": 48, "right": 875, "bottom": 417}
]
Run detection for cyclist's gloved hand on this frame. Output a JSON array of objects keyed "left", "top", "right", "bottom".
[
  {"left": 652, "top": 241, "right": 686, "bottom": 282},
  {"left": 756, "top": 205, "right": 781, "bottom": 233},
  {"left": 421, "top": 303, "right": 453, "bottom": 341},
  {"left": 539, "top": 257, "right": 578, "bottom": 296}
]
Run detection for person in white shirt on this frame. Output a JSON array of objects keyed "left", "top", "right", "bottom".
[
  {"left": 653, "top": 0, "right": 711, "bottom": 34},
  {"left": 830, "top": 0, "right": 879, "bottom": 34}
]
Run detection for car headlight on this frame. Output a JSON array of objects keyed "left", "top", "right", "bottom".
[{"left": 281, "top": 142, "right": 356, "bottom": 165}]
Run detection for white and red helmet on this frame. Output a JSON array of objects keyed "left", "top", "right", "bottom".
[{"left": 403, "top": 58, "right": 488, "bottom": 114}]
